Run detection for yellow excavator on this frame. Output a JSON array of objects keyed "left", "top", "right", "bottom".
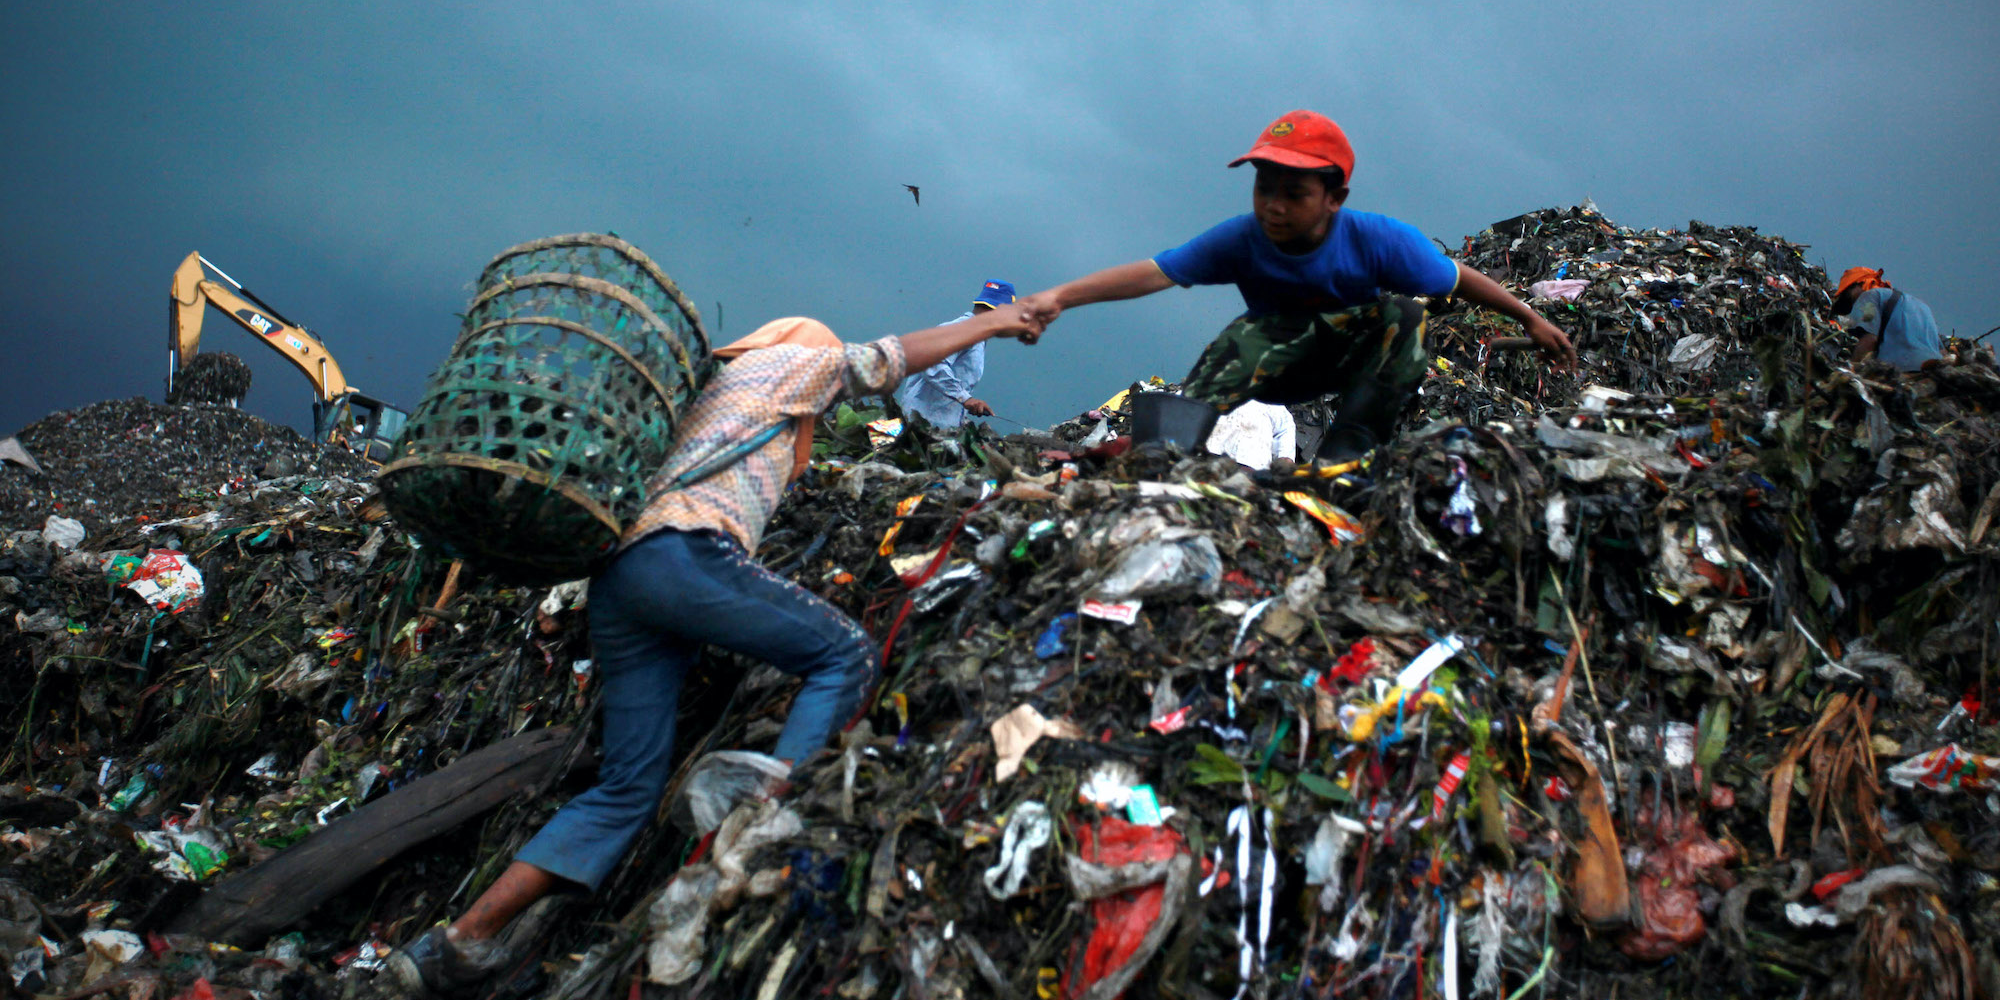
[{"left": 170, "top": 252, "right": 409, "bottom": 463}]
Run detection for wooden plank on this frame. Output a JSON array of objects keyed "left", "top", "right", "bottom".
[{"left": 167, "top": 726, "right": 574, "bottom": 945}]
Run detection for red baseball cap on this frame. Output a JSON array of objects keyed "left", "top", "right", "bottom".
[{"left": 1229, "top": 110, "right": 1355, "bottom": 181}]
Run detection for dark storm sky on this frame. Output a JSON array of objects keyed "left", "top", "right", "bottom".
[{"left": 2, "top": 2, "right": 1994, "bottom": 439}]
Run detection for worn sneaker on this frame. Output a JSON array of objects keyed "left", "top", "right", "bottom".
[{"left": 387, "top": 926, "right": 511, "bottom": 997}]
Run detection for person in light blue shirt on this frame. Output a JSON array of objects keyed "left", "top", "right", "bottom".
[
  {"left": 1834, "top": 267, "right": 1943, "bottom": 372},
  {"left": 893, "top": 280, "right": 1014, "bottom": 427}
]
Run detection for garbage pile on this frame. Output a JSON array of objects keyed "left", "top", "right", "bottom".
[
  {"left": 4, "top": 207, "right": 2000, "bottom": 1000},
  {"left": 1421, "top": 203, "right": 1845, "bottom": 424},
  {"left": 0, "top": 400, "right": 595, "bottom": 996},
  {"left": 0, "top": 396, "right": 370, "bottom": 536},
  {"left": 554, "top": 344, "right": 2000, "bottom": 999},
  {"left": 1048, "top": 378, "right": 1176, "bottom": 445},
  {"left": 166, "top": 352, "right": 255, "bottom": 407}
]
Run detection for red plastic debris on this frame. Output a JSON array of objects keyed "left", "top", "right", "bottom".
[
  {"left": 1617, "top": 803, "right": 1740, "bottom": 961},
  {"left": 1081, "top": 436, "right": 1133, "bottom": 461},
  {"left": 1064, "top": 817, "right": 1189, "bottom": 999},
  {"left": 1149, "top": 707, "right": 1191, "bottom": 735},
  {"left": 1811, "top": 868, "right": 1868, "bottom": 901},
  {"left": 1327, "top": 638, "right": 1378, "bottom": 688},
  {"left": 1708, "top": 782, "right": 1736, "bottom": 810},
  {"left": 1432, "top": 753, "right": 1471, "bottom": 821}
]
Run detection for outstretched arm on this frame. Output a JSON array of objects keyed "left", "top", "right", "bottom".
[
  {"left": 1453, "top": 263, "right": 1578, "bottom": 370},
  {"left": 1018, "top": 261, "right": 1176, "bottom": 330},
  {"left": 898, "top": 304, "right": 1040, "bottom": 371}
]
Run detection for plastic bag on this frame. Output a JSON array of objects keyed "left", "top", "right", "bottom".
[
  {"left": 1528, "top": 278, "right": 1589, "bottom": 301},
  {"left": 669, "top": 751, "right": 790, "bottom": 836},
  {"left": 1536, "top": 417, "right": 1686, "bottom": 481},
  {"left": 982, "top": 801, "right": 1051, "bottom": 899},
  {"left": 1666, "top": 333, "right": 1718, "bottom": 371},
  {"left": 1035, "top": 613, "right": 1077, "bottom": 659},
  {"left": 40, "top": 516, "right": 84, "bottom": 551},
  {"left": 79, "top": 930, "right": 143, "bottom": 984},
  {"left": 1887, "top": 743, "right": 2000, "bottom": 794},
  {"left": 644, "top": 867, "right": 720, "bottom": 985},
  {"left": 1089, "top": 535, "right": 1221, "bottom": 601},
  {"left": 1081, "top": 511, "right": 1222, "bottom": 601},
  {"left": 107, "top": 549, "right": 205, "bottom": 613},
  {"left": 1064, "top": 817, "right": 1191, "bottom": 998}
]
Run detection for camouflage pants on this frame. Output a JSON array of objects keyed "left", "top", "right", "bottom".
[{"left": 1180, "top": 296, "right": 1428, "bottom": 412}]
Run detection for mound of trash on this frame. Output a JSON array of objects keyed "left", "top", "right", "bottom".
[
  {"left": 166, "top": 352, "right": 255, "bottom": 406},
  {"left": 5, "top": 206, "right": 2000, "bottom": 1000},
  {"left": 1420, "top": 203, "right": 1844, "bottom": 418},
  {"left": 0, "top": 397, "right": 370, "bottom": 537}
]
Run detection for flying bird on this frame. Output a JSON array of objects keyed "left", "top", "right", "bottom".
[{"left": 902, "top": 184, "right": 920, "bottom": 205}]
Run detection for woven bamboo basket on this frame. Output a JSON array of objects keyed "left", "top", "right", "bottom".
[{"left": 378, "top": 234, "right": 710, "bottom": 584}]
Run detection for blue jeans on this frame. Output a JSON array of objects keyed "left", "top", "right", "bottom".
[{"left": 515, "top": 529, "right": 878, "bottom": 890}]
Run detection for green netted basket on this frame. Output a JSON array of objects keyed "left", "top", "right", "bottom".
[{"left": 378, "top": 233, "right": 711, "bottom": 584}]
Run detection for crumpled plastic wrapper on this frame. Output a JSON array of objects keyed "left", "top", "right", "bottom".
[
  {"left": 1837, "top": 452, "right": 1969, "bottom": 556},
  {"left": 645, "top": 801, "right": 803, "bottom": 986},
  {"left": 1887, "top": 743, "right": 2000, "bottom": 794},
  {"left": 1537, "top": 416, "right": 1687, "bottom": 482},
  {"left": 1667, "top": 333, "right": 1719, "bottom": 371},
  {"left": 1083, "top": 511, "right": 1221, "bottom": 601}
]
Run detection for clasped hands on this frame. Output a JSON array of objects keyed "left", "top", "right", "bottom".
[{"left": 980, "top": 295, "right": 1064, "bottom": 346}]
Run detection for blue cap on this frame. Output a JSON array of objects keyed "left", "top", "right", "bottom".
[{"left": 973, "top": 279, "right": 1016, "bottom": 309}]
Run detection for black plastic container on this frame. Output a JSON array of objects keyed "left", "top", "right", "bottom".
[{"left": 1129, "top": 392, "right": 1219, "bottom": 451}]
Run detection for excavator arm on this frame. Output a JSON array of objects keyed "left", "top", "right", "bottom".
[{"left": 170, "top": 251, "right": 354, "bottom": 403}]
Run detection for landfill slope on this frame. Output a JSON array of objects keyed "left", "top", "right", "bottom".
[
  {"left": 4, "top": 205, "right": 2000, "bottom": 1000},
  {"left": 0, "top": 395, "right": 370, "bottom": 536}
]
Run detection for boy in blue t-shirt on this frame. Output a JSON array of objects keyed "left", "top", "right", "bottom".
[{"left": 1019, "top": 110, "right": 1576, "bottom": 466}]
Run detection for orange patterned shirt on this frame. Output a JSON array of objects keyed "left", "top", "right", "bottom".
[{"left": 625, "top": 337, "right": 906, "bottom": 552}]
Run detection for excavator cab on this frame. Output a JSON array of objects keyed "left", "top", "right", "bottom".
[{"left": 315, "top": 391, "right": 408, "bottom": 465}]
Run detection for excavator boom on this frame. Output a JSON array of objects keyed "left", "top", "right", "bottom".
[{"left": 170, "top": 252, "right": 354, "bottom": 402}]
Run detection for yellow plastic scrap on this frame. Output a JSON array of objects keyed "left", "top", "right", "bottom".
[
  {"left": 1341, "top": 686, "right": 1448, "bottom": 742},
  {"left": 877, "top": 494, "right": 926, "bottom": 556},
  {"left": 1188, "top": 479, "right": 1253, "bottom": 510},
  {"left": 1519, "top": 716, "right": 1532, "bottom": 781},
  {"left": 1037, "top": 968, "right": 1061, "bottom": 999},
  {"left": 1284, "top": 491, "right": 1366, "bottom": 545}
]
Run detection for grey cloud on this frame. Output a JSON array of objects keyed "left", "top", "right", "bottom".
[{"left": 1, "top": 1, "right": 1994, "bottom": 440}]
